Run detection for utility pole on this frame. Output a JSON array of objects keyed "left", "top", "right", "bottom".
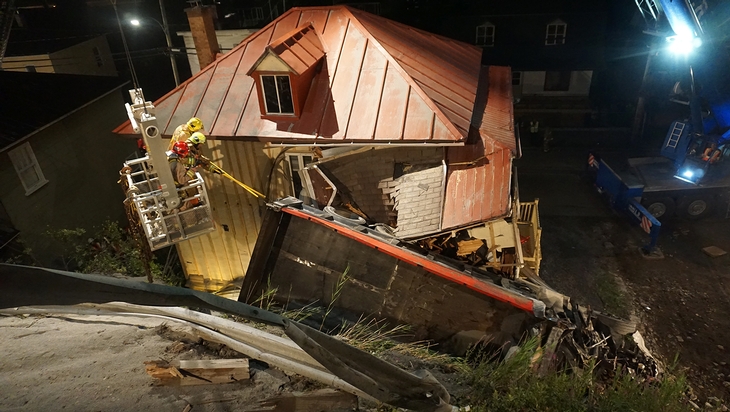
[{"left": 159, "top": 0, "right": 180, "bottom": 86}]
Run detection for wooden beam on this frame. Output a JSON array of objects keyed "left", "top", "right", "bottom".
[{"left": 145, "top": 359, "right": 250, "bottom": 386}]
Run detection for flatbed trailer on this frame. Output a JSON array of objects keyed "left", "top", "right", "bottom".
[{"left": 618, "top": 157, "right": 730, "bottom": 220}]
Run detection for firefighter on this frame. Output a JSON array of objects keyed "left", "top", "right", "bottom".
[
  {"left": 702, "top": 143, "right": 722, "bottom": 164},
  {"left": 185, "top": 132, "right": 223, "bottom": 176},
  {"left": 168, "top": 141, "right": 195, "bottom": 187},
  {"left": 167, "top": 117, "right": 204, "bottom": 150}
]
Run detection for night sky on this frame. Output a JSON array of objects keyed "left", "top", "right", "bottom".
[{"left": 8, "top": 0, "right": 648, "bottom": 102}]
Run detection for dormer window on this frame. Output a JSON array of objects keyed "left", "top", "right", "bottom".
[
  {"left": 248, "top": 23, "right": 325, "bottom": 120},
  {"left": 262, "top": 74, "right": 294, "bottom": 114}
]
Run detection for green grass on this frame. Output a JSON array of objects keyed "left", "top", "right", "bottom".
[
  {"left": 595, "top": 271, "right": 631, "bottom": 319},
  {"left": 464, "top": 338, "right": 688, "bottom": 412}
]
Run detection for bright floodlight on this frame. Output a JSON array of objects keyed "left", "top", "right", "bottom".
[
  {"left": 682, "top": 169, "right": 694, "bottom": 178},
  {"left": 130, "top": 19, "right": 141, "bottom": 26},
  {"left": 668, "top": 34, "right": 700, "bottom": 55}
]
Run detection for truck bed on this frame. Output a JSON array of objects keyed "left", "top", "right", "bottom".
[{"left": 622, "top": 157, "right": 730, "bottom": 194}]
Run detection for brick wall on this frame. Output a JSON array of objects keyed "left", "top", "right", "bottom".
[{"left": 324, "top": 147, "right": 444, "bottom": 236}]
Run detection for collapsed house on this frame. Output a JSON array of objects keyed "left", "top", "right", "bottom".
[{"left": 114, "top": 5, "right": 541, "bottom": 297}]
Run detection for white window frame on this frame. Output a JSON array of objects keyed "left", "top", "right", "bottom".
[
  {"left": 260, "top": 74, "right": 295, "bottom": 115},
  {"left": 512, "top": 71, "right": 522, "bottom": 86},
  {"left": 7, "top": 142, "right": 48, "bottom": 195},
  {"left": 286, "top": 153, "right": 314, "bottom": 196},
  {"left": 545, "top": 20, "right": 567, "bottom": 45},
  {"left": 476, "top": 23, "right": 495, "bottom": 47}
]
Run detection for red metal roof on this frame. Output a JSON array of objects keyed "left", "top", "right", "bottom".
[
  {"left": 441, "top": 66, "right": 515, "bottom": 229},
  {"left": 114, "top": 6, "right": 514, "bottom": 149},
  {"left": 257, "top": 23, "right": 325, "bottom": 76}
]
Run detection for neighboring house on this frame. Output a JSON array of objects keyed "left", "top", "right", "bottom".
[
  {"left": 176, "top": 29, "right": 258, "bottom": 75},
  {"left": 115, "top": 5, "right": 530, "bottom": 297},
  {"left": 0, "top": 72, "right": 135, "bottom": 266},
  {"left": 2, "top": 32, "right": 117, "bottom": 76},
  {"left": 441, "top": 1, "right": 609, "bottom": 127}
]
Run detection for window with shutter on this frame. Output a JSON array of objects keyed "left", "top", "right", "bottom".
[{"left": 8, "top": 142, "right": 48, "bottom": 195}]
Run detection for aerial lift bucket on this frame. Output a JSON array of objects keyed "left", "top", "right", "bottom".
[
  {"left": 121, "top": 156, "right": 215, "bottom": 251},
  {"left": 121, "top": 88, "right": 215, "bottom": 250}
]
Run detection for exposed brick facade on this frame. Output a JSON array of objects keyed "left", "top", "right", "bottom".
[{"left": 323, "top": 147, "right": 444, "bottom": 238}]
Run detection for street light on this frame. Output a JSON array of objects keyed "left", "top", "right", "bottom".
[{"left": 129, "top": 2, "right": 180, "bottom": 86}]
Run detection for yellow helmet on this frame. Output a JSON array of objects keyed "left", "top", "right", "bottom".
[
  {"left": 187, "top": 117, "right": 203, "bottom": 132},
  {"left": 187, "top": 132, "right": 206, "bottom": 145}
]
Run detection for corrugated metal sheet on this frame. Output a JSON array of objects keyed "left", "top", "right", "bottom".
[
  {"left": 113, "top": 6, "right": 498, "bottom": 145},
  {"left": 181, "top": 141, "right": 288, "bottom": 296},
  {"left": 441, "top": 66, "right": 515, "bottom": 230}
]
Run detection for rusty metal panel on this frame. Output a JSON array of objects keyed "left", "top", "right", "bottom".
[
  {"left": 297, "top": 9, "right": 330, "bottom": 35},
  {"left": 402, "top": 91, "right": 435, "bottom": 140},
  {"left": 327, "top": 22, "right": 367, "bottom": 140},
  {"left": 195, "top": 46, "right": 245, "bottom": 131},
  {"left": 213, "top": 27, "right": 274, "bottom": 136},
  {"left": 347, "top": 42, "right": 387, "bottom": 139},
  {"left": 289, "top": 63, "right": 335, "bottom": 136},
  {"left": 442, "top": 145, "right": 512, "bottom": 230},
  {"left": 270, "top": 10, "right": 302, "bottom": 41},
  {"left": 479, "top": 66, "right": 516, "bottom": 151},
  {"left": 167, "top": 68, "right": 214, "bottom": 133},
  {"left": 373, "top": 63, "right": 408, "bottom": 140},
  {"left": 154, "top": 89, "right": 183, "bottom": 135}
]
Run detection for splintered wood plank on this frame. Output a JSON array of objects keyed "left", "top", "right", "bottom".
[
  {"left": 145, "top": 359, "right": 250, "bottom": 386},
  {"left": 456, "top": 239, "right": 485, "bottom": 256}
]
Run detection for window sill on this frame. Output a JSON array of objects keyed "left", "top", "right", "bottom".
[
  {"left": 24, "top": 179, "right": 49, "bottom": 196},
  {"left": 262, "top": 114, "right": 300, "bottom": 122}
]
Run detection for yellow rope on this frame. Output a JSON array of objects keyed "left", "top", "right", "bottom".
[{"left": 208, "top": 163, "right": 266, "bottom": 198}]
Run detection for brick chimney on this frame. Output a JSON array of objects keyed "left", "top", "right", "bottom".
[{"left": 185, "top": 5, "right": 220, "bottom": 71}]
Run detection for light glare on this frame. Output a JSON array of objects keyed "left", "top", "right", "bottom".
[{"left": 130, "top": 19, "right": 140, "bottom": 26}]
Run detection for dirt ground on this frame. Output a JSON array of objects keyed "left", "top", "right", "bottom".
[
  {"left": 0, "top": 313, "right": 336, "bottom": 411},
  {"left": 518, "top": 139, "right": 730, "bottom": 403}
]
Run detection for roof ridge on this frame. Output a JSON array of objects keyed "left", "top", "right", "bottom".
[{"left": 342, "top": 7, "right": 466, "bottom": 141}]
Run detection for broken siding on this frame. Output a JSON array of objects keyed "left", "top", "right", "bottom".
[
  {"left": 181, "top": 141, "right": 287, "bottom": 297},
  {"left": 322, "top": 147, "right": 442, "bottom": 226},
  {"left": 392, "top": 164, "right": 444, "bottom": 238}
]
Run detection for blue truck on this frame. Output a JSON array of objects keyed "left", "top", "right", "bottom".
[{"left": 590, "top": 0, "right": 730, "bottom": 252}]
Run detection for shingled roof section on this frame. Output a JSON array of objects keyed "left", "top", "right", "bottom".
[{"left": 114, "top": 6, "right": 514, "bottom": 147}]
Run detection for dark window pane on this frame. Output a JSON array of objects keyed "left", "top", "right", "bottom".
[
  {"left": 544, "top": 71, "right": 571, "bottom": 91},
  {"left": 276, "top": 76, "right": 294, "bottom": 114},
  {"left": 262, "top": 75, "right": 280, "bottom": 113}
]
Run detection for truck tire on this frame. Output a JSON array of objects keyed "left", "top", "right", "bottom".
[
  {"left": 677, "top": 196, "right": 715, "bottom": 220},
  {"left": 641, "top": 197, "right": 675, "bottom": 220}
]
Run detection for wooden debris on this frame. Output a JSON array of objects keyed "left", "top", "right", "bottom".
[
  {"left": 144, "top": 359, "right": 250, "bottom": 386},
  {"left": 246, "top": 389, "right": 358, "bottom": 412},
  {"left": 456, "top": 239, "right": 484, "bottom": 256},
  {"left": 702, "top": 246, "right": 727, "bottom": 258}
]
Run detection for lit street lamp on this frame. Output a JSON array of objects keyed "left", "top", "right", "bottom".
[{"left": 129, "top": 0, "right": 180, "bottom": 86}]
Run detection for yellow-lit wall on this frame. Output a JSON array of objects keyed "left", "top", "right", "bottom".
[{"left": 178, "top": 141, "right": 290, "bottom": 298}]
